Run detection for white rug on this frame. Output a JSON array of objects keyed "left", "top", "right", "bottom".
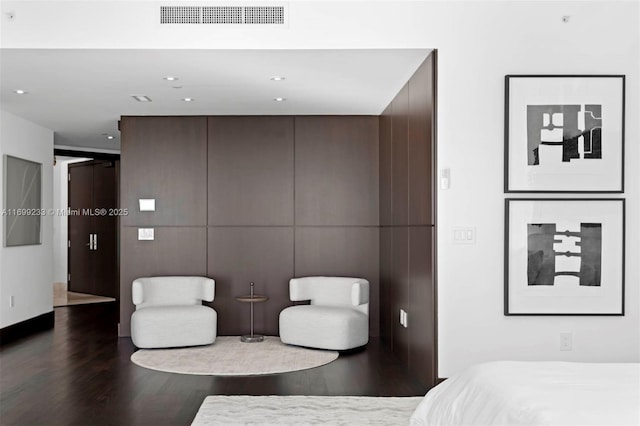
[
  {"left": 131, "top": 336, "right": 338, "bottom": 376},
  {"left": 191, "top": 395, "right": 424, "bottom": 425}
]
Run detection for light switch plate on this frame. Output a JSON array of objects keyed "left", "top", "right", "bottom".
[
  {"left": 453, "top": 227, "right": 476, "bottom": 244},
  {"left": 139, "top": 199, "right": 156, "bottom": 212},
  {"left": 138, "top": 228, "right": 155, "bottom": 241}
]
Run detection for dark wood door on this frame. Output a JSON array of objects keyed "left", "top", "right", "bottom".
[
  {"left": 68, "top": 160, "right": 118, "bottom": 298},
  {"left": 68, "top": 162, "right": 94, "bottom": 294},
  {"left": 92, "top": 161, "right": 118, "bottom": 298}
]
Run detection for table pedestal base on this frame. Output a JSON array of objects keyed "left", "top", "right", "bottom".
[{"left": 240, "top": 334, "right": 264, "bottom": 343}]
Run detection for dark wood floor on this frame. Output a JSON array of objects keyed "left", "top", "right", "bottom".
[{"left": 0, "top": 303, "right": 427, "bottom": 426}]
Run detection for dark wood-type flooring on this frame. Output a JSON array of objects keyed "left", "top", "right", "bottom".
[{"left": 0, "top": 303, "right": 427, "bottom": 425}]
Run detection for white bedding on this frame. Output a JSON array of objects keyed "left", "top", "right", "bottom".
[{"left": 410, "top": 361, "right": 640, "bottom": 426}]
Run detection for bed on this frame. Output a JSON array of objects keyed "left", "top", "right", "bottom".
[{"left": 410, "top": 361, "right": 640, "bottom": 426}]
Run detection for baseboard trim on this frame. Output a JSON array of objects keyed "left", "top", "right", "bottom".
[{"left": 0, "top": 311, "right": 54, "bottom": 346}]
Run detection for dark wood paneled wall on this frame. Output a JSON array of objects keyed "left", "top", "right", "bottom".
[
  {"left": 119, "top": 116, "right": 379, "bottom": 337},
  {"left": 208, "top": 116, "right": 294, "bottom": 226},
  {"left": 120, "top": 117, "right": 207, "bottom": 226},
  {"left": 379, "top": 52, "right": 437, "bottom": 388},
  {"left": 295, "top": 116, "right": 379, "bottom": 226}
]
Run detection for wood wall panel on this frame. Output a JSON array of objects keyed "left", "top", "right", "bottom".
[
  {"left": 119, "top": 115, "right": 381, "bottom": 339},
  {"left": 207, "top": 227, "right": 294, "bottom": 336},
  {"left": 409, "top": 226, "right": 435, "bottom": 387},
  {"left": 379, "top": 107, "right": 393, "bottom": 227},
  {"left": 391, "top": 84, "right": 409, "bottom": 226},
  {"left": 119, "top": 227, "right": 207, "bottom": 336},
  {"left": 379, "top": 52, "right": 437, "bottom": 388},
  {"left": 408, "top": 54, "right": 435, "bottom": 226},
  {"left": 391, "top": 227, "right": 409, "bottom": 365},
  {"left": 379, "top": 227, "right": 393, "bottom": 346},
  {"left": 295, "top": 227, "right": 380, "bottom": 336},
  {"left": 208, "top": 117, "right": 294, "bottom": 226},
  {"left": 295, "top": 116, "right": 379, "bottom": 226},
  {"left": 120, "top": 116, "right": 207, "bottom": 226}
]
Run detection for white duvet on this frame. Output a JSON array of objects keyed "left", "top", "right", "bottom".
[{"left": 410, "top": 361, "right": 640, "bottom": 426}]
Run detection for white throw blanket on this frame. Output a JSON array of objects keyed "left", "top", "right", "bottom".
[{"left": 411, "top": 361, "right": 640, "bottom": 426}]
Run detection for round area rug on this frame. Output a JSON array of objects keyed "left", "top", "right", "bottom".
[{"left": 130, "top": 336, "right": 338, "bottom": 376}]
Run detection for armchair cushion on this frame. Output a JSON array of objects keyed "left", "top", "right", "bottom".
[
  {"left": 132, "top": 276, "right": 214, "bottom": 309},
  {"left": 279, "top": 305, "right": 368, "bottom": 350},
  {"left": 289, "top": 277, "right": 369, "bottom": 314}
]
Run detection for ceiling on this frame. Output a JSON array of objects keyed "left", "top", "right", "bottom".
[{"left": 0, "top": 49, "right": 430, "bottom": 151}]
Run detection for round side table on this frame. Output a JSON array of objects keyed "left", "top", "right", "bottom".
[{"left": 235, "top": 282, "right": 268, "bottom": 343}]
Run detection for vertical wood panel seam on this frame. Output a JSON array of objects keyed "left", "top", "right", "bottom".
[
  {"left": 293, "top": 116, "right": 296, "bottom": 278},
  {"left": 206, "top": 116, "right": 209, "bottom": 277}
]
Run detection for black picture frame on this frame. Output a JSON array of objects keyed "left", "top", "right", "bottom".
[
  {"left": 504, "top": 198, "right": 625, "bottom": 316},
  {"left": 505, "top": 75, "right": 625, "bottom": 193},
  {"left": 3, "top": 155, "right": 43, "bottom": 247}
]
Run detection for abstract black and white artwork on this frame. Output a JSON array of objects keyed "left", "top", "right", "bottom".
[
  {"left": 505, "top": 199, "right": 624, "bottom": 315},
  {"left": 3, "top": 155, "right": 42, "bottom": 246},
  {"left": 505, "top": 75, "right": 625, "bottom": 192},
  {"left": 527, "top": 222, "right": 601, "bottom": 287}
]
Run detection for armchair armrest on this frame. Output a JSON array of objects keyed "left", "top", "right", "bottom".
[
  {"left": 201, "top": 278, "right": 215, "bottom": 302},
  {"left": 132, "top": 279, "right": 144, "bottom": 305},
  {"left": 351, "top": 281, "right": 370, "bottom": 306}
]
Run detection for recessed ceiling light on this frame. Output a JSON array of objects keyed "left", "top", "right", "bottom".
[
  {"left": 270, "top": 76, "right": 286, "bottom": 81},
  {"left": 14, "top": 89, "right": 28, "bottom": 95},
  {"left": 182, "top": 98, "right": 194, "bottom": 102},
  {"left": 132, "top": 95, "right": 152, "bottom": 102},
  {"left": 106, "top": 135, "right": 115, "bottom": 140},
  {"left": 273, "top": 97, "right": 287, "bottom": 102},
  {"left": 164, "top": 76, "right": 179, "bottom": 81}
]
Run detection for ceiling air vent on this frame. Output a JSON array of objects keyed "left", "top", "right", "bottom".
[
  {"left": 203, "top": 6, "right": 243, "bottom": 24},
  {"left": 244, "top": 6, "right": 284, "bottom": 24},
  {"left": 160, "top": 6, "right": 201, "bottom": 24},
  {"left": 160, "top": 4, "right": 288, "bottom": 25}
]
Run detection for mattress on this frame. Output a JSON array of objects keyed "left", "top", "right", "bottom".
[{"left": 410, "top": 361, "right": 640, "bottom": 426}]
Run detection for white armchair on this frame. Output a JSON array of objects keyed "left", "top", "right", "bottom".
[
  {"left": 279, "top": 277, "right": 369, "bottom": 350},
  {"left": 130, "top": 276, "right": 217, "bottom": 349}
]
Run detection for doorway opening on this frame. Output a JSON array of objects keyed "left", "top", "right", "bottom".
[{"left": 53, "top": 149, "right": 120, "bottom": 309}]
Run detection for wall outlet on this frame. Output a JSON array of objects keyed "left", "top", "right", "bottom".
[
  {"left": 440, "top": 168, "right": 450, "bottom": 190},
  {"left": 560, "top": 332, "right": 573, "bottom": 351},
  {"left": 9, "top": 295, "right": 14, "bottom": 308},
  {"left": 399, "top": 309, "right": 408, "bottom": 328}
]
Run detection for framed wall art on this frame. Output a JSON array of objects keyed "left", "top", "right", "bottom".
[
  {"left": 3, "top": 155, "right": 43, "bottom": 247},
  {"left": 505, "top": 199, "right": 625, "bottom": 316},
  {"left": 505, "top": 75, "right": 625, "bottom": 193}
]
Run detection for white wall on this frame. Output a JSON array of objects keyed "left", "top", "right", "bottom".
[
  {"left": 52, "top": 157, "right": 90, "bottom": 284},
  {"left": 0, "top": 1, "right": 638, "bottom": 376},
  {"left": 0, "top": 110, "right": 54, "bottom": 328}
]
